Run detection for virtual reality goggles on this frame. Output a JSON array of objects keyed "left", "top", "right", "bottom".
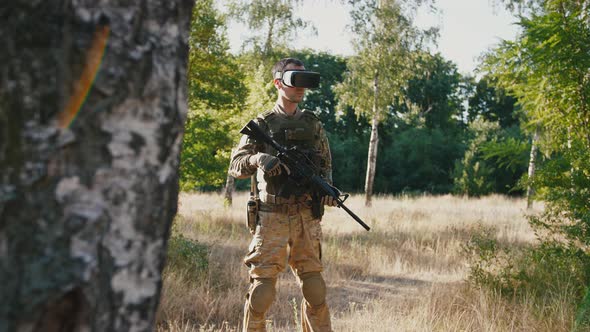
[{"left": 274, "top": 70, "right": 321, "bottom": 89}]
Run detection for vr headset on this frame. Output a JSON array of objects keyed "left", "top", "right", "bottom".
[{"left": 274, "top": 70, "right": 321, "bottom": 89}]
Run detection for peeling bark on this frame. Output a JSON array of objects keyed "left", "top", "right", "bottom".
[
  {"left": 0, "top": 1, "right": 194, "bottom": 331},
  {"left": 364, "top": 71, "right": 379, "bottom": 207},
  {"left": 223, "top": 173, "right": 235, "bottom": 207},
  {"left": 526, "top": 127, "right": 539, "bottom": 210}
]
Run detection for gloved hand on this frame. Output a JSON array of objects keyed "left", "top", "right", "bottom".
[
  {"left": 249, "top": 153, "right": 290, "bottom": 176},
  {"left": 321, "top": 195, "right": 338, "bottom": 207}
]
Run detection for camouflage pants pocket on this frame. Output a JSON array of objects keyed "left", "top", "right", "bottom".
[{"left": 244, "top": 211, "right": 289, "bottom": 279}]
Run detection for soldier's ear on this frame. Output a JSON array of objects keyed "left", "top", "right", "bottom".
[{"left": 273, "top": 78, "right": 282, "bottom": 89}]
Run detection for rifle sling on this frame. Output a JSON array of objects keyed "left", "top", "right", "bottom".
[{"left": 250, "top": 174, "right": 257, "bottom": 199}]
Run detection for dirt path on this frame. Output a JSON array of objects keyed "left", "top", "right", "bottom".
[{"left": 328, "top": 276, "right": 432, "bottom": 311}]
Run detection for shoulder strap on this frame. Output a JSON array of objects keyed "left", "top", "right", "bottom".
[
  {"left": 250, "top": 174, "right": 258, "bottom": 198},
  {"left": 258, "top": 109, "right": 276, "bottom": 121},
  {"left": 301, "top": 109, "right": 319, "bottom": 120}
]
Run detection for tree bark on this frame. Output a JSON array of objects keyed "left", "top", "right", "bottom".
[
  {"left": 0, "top": 1, "right": 193, "bottom": 331},
  {"left": 526, "top": 127, "right": 539, "bottom": 209},
  {"left": 364, "top": 71, "right": 380, "bottom": 207},
  {"left": 223, "top": 173, "right": 235, "bottom": 206}
]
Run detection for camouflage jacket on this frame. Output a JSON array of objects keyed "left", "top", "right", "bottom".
[{"left": 229, "top": 104, "right": 332, "bottom": 200}]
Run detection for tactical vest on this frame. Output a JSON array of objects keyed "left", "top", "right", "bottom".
[{"left": 257, "top": 109, "right": 323, "bottom": 198}]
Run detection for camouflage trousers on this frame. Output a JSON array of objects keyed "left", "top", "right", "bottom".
[{"left": 242, "top": 204, "right": 332, "bottom": 332}]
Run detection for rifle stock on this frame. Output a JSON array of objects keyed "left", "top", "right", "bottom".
[{"left": 240, "top": 120, "right": 370, "bottom": 231}]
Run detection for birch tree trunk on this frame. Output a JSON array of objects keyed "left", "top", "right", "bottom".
[
  {"left": 0, "top": 1, "right": 193, "bottom": 331},
  {"left": 526, "top": 127, "right": 539, "bottom": 209},
  {"left": 364, "top": 71, "right": 380, "bottom": 207},
  {"left": 223, "top": 174, "right": 235, "bottom": 206}
]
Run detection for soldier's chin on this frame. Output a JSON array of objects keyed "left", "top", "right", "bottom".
[{"left": 288, "top": 96, "right": 303, "bottom": 103}]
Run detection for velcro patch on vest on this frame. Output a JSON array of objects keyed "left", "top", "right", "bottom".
[
  {"left": 271, "top": 127, "right": 313, "bottom": 142},
  {"left": 285, "top": 127, "right": 310, "bottom": 141}
]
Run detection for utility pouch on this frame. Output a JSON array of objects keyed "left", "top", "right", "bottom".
[
  {"left": 246, "top": 197, "right": 259, "bottom": 234},
  {"left": 311, "top": 192, "right": 324, "bottom": 219},
  {"left": 247, "top": 174, "right": 259, "bottom": 234}
]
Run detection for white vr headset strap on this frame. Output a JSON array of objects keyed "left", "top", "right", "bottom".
[
  {"left": 274, "top": 70, "right": 296, "bottom": 86},
  {"left": 282, "top": 71, "right": 296, "bottom": 86}
]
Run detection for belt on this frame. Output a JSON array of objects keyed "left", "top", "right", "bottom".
[
  {"left": 259, "top": 192, "right": 311, "bottom": 204},
  {"left": 258, "top": 201, "right": 312, "bottom": 214}
]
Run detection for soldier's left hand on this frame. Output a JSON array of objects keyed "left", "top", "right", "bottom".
[{"left": 321, "top": 195, "right": 338, "bottom": 206}]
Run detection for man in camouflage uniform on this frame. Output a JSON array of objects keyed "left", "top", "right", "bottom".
[{"left": 229, "top": 58, "right": 336, "bottom": 332}]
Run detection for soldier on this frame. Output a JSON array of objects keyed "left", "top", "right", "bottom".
[{"left": 229, "top": 57, "right": 336, "bottom": 332}]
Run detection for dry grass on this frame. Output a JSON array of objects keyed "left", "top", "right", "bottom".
[{"left": 155, "top": 192, "right": 574, "bottom": 332}]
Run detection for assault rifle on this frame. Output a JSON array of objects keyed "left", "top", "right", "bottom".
[{"left": 240, "top": 120, "right": 370, "bottom": 231}]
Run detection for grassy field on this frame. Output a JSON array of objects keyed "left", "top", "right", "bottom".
[{"left": 155, "top": 192, "right": 575, "bottom": 331}]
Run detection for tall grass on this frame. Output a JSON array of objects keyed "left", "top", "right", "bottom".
[{"left": 156, "top": 192, "right": 577, "bottom": 331}]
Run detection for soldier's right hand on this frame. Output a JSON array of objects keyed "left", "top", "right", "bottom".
[{"left": 249, "top": 153, "right": 284, "bottom": 176}]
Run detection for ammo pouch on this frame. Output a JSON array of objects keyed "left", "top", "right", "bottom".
[
  {"left": 246, "top": 196, "right": 259, "bottom": 234},
  {"left": 311, "top": 192, "right": 324, "bottom": 219},
  {"left": 247, "top": 174, "right": 259, "bottom": 234}
]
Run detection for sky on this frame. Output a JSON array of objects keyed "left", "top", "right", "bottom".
[{"left": 223, "top": 0, "right": 521, "bottom": 75}]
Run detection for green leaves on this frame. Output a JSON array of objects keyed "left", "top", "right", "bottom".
[
  {"left": 181, "top": 0, "right": 247, "bottom": 191},
  {"left": 166, "top": 226, "right": 209, "bottom": 279},
  {"left": 403, "top": 52, "right": 465, "bottom": 130},
  {"left": 480, "top": 136, "right": 530, "bottom": 173},
  {"left": 188, "top": 0, "right": 246, "bottom": 111},
  {"left": 181, "top": 0, "right": 552, "bottom": 202},
  {"left": 180, "top": 113, "right": 234, "bottom": 191},
  {"left": 484, "top": 0, "right": 590, "bottom": 208},
  {"left": 484, "top": 1, "right": 590, "bottom": 149},
  {"left": 453, "top": 119, "right": 529, "bottom": 196},
  {"left": 479, "top": 1, "right": 590, "bottom": 326},
  {"left": 336, "top": 0, "right": 434, "bottom": 120},
  {"left": 468, "top": 75, "right": 520, "bottom": 128},
  {"left": 226, "top": 0, "right": 314, "bottom": 54}
]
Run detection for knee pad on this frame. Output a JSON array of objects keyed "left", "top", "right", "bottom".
[
  {"left": 300, "top": 272, "right": 326, "bottom": 307},
  {"left": 249, "top": 278, "right": 277, "bottom": 314}
]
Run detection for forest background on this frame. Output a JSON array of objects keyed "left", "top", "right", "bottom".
[
  {"left": 177, "top": 0, "right": 590, "bottom": 329},
  {"left": 183, "top": 0, "right": 537, "bottom": 198}
]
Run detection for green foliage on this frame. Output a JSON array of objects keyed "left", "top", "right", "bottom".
[
  {"left": 529, "top": 143, "right": 590, "bottom": 248},
  {"left": 483, "top": 0, "right": 590, "bottom": 263},
  {"left": 335, "top": 1, "right": 438, "bottom": 196},
  {"left": 329, "top": 131, "right": 369, "bottom": 192},
  {"left": 180, "top": 114, "right": 233, "bottom": 191},
  {"left": 453, "top": 119, "right": 529, "bottom": 196},
  {"left": 180, "top": 0, "right": 537, "bottom": 200},
  {"left": 453, "top": 74, "right": 526, "bottom": 197},
  {"left": 464, "top": 224, "right": 589, "bottom": 331},
  {"left": 293, "top": 50, "right": 347, "bottom": 132},
  {"left": 188, "top": 0, "right": 245, "bottom": 111},
  {"left": 240, "top": 59, "right": 276, "bottom": 122},
  {"left": 336, "top": 0, "right": 436, "bottom": 121},
  {"left": 180, "top": 0, "right": 247, "bottom": 191},
  {"left": 166, "top": 229, "right": 209, "bottom": 279},
  {"left": 478, "top": 0, "right": 590, "bottom": 326},
  {"left": 403, "top": 52, "right": 465, "bottom": 131},
  {"left": 465, "top": 228, "right": 588, "bottom": 302},
  {"left": 468, "top": 75, "right": 520, "bottom": 128},
  {"left": 479, "top": 126, "right": 531, "bottom": 193},
  {"left": 377, "top": 126, "right": 464, "bottom": 194},
  {"left": 226, "top": 0, "right": 314, "bottom": 55},
  {"left": 453, "top": 119, "right": 500, "bottom": 196},
  {"left": 480, "top": 135, "right": 530, "bottom": 174},
  {"left": 576, "top": 289, "right": 590, "bottom": 331},
  {"left": 483, "top": 1, "right": 590, "bottom": 152}
]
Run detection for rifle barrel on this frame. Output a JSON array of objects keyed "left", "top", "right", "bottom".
[{"left": 338, "top": 202, "right": 371, "bottom": 231}]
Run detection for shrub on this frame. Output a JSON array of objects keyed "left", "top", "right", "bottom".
[
  {"left": 464, "top": 225, "right": 589, "bottom": 329},
  {"left": 166, "top": 231, "right": 209, "bottom": 280}
]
